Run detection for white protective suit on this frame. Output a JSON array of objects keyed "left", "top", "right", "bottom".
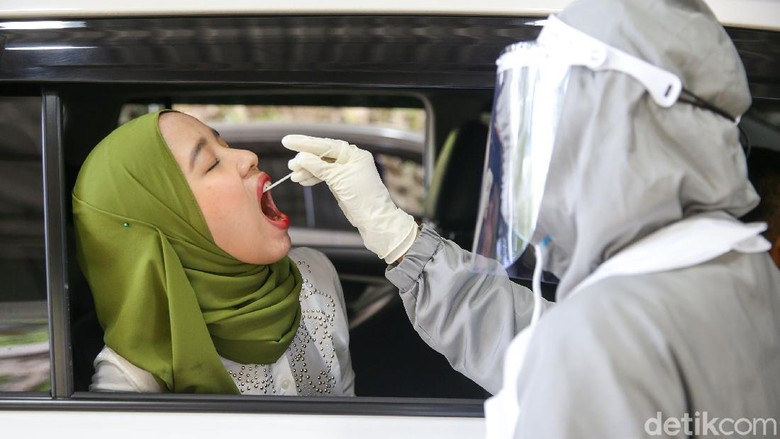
[
  {"left": 386, "top": 0, "right": 780, "bottom": 437},
  {"left": 284, "top": 0, "right": 780, "bottom": 436}
]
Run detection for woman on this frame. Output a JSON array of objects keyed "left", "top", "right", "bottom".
[{"left": 72, "top": 110, "right": 354, "bottom": 395}]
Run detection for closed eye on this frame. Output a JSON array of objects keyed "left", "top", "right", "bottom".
[{"left": 206, "top": 158, "right": 220, "bottom": 173}]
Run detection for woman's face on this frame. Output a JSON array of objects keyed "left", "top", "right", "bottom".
[{"left": 159, "top": 112, "right": 291, "bottom": 265}]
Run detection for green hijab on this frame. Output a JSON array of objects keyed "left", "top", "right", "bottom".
[{"left": 72, "top": 110, "right": 302, "bottom": 394}]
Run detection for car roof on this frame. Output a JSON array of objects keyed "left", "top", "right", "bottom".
[{"left": 1, "top": 0, "right": 778, "bottom": 31}]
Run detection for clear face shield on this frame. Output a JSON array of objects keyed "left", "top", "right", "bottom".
[{"left": 473, "top": 15, "right": 683, "bottom": 267}]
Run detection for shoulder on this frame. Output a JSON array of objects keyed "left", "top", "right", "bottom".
[
  {"left": 288, "top": 247, "right": 334, "bottom": 269},
  {"left": 287, "top": 247, "right": 340, "bottom": 290},
  {"left": 288, "top": 247, "right": 337, "bottom": 277}
]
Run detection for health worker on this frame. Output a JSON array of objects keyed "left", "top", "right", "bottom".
[{"left": 283, "top": 0, "right": 780, "bottom": 436}]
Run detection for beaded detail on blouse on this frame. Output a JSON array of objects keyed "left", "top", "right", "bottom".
[
  {"left": 228, "top": 363, "right": 275, "bottom": 394},
  {"left": 224, "top": 259, "right": 338, "bottom": 395}
]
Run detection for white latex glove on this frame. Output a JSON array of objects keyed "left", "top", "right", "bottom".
[{"left": 282, "top": 134, "right": 418, "bottom": 264}]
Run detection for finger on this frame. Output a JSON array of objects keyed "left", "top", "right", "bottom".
[
  {"left": 287, "top": 155, "right": 323, "bottom": 185},
  {"left": 289, "top": 169, "right": 322, "bottom": 186},
  {"left": 300, "top": 175, "right": 323, "bottom": 186},
  {"left": 288, "top": 152, "right": 335, "bottom": 181},
  {"left": 282, "top": 135, "right": 350, "bottom": 162}
]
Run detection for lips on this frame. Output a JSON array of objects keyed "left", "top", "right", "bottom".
[{"left": 257, "top": 173, "right": 290, "bottom": 228}]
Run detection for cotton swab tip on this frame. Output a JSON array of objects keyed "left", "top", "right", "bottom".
[{"left": 262, "top": 172, "right": 293, "bottom": 193}]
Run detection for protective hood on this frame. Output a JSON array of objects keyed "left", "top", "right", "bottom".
[{"left": 535, "top": 0, "right": 758, "bottom": 300}]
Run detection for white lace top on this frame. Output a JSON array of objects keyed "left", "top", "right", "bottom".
[{"left": 89, "top": 247, "right": 355, "bottom": 396}]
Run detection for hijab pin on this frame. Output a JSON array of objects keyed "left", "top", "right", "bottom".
[{"left": 122, "top": 222, "right": 130, "bottom": 228}]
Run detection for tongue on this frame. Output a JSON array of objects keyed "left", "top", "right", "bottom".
[{"left": 260, "top": 188, "right": 285, "bottom": 220}]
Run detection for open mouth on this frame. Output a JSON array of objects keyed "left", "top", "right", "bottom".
[
  {"left": 260, "top": 186, "right": 286, "bottom": 221},
  {"left": 257, "top": 175, "right": 288, "bottom": 224}
]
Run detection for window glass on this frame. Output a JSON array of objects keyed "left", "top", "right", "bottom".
[
  {"left": 0, "top": 96, "right": 50, "bottom": 393},
  {"left": 376, "top": 153, "right": 425, "bottom": 216}
]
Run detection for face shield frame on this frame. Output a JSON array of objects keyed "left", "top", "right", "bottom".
[{"left": 473, "top": 15, "right": 685, "bottom": 268}]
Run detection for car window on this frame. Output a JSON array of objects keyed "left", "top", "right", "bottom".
[
  {"left": 0, "top": 96, "right": 51, "bottom": 393},
  {"left": 107, "top": 98, "right": 490, "bottom": 401}
]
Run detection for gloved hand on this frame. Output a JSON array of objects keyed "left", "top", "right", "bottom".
[{"left": 282, "top": 135, "right": 418, "bottom": 264}]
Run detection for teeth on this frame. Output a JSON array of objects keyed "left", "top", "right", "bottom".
[{"left": 263, "top": 182, "right": 271, "bottom": 192}]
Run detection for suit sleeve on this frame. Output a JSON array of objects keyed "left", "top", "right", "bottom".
[{"left": 385, "top": 225, "right": 552, "bottom": 394}]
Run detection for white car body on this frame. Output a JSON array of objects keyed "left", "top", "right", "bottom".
[
  {"left": 0, "top": 1, "right": 775, "bottom": 438},
  {"left": 4, "top": 411, "right": 486, "bottom": 439},
  {"left": 0, "top": 0, "right": 777, "bottom": 30}
]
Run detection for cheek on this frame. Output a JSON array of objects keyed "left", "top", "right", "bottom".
[
  {"left": 195, "top": 185, "right": 248, "bottom": 234},
  {"left": 191, "top": 182, "right": 289, "bottom": 264}
]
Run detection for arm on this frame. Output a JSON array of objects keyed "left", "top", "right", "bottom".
[
  {"left": 386, "top": 225, "right": 551, "bottom": 394},
  {"left": 282, "top": 135, "right": 551, "bottom": 394}
]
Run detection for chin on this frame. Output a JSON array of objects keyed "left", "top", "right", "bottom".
[
  {"left": 252, "top": 237, "right": 293, "bottom": 265},
  {"left": 276, "top": 239, "right": 293, "bottom": 261},
  {"left": 225, "top": 235, "right": 291, "bottom": 265}
]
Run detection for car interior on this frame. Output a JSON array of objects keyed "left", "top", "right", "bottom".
[{"left": 59, "top": 86, "right": 496, "bottom": 399}]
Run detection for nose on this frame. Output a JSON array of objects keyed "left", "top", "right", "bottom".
[{"left": 236, "top": 148, "right": 259, "bottom": 178}]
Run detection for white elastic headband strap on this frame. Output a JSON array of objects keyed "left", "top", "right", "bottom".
[{"left": 498, "top": 15, "right": 682, "bottom": 108}]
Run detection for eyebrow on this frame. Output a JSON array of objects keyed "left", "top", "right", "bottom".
[{"left": 189, "top": 129, "right": 221, "bottom": 172}]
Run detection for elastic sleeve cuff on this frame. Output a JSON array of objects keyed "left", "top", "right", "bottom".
[
  {"left": 385, "top": 224, "right": 443, "bottom": 291},
  {"left": 382, "top": 219, "right": 419, "bottom": 264}
]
